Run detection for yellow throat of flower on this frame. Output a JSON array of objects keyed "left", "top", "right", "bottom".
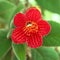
[{"left": 24, "top": 21, "right": 38, "bottom": 36}]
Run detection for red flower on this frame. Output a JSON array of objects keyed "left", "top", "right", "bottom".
[{"left": 11, "top": 7, "right": 51, "bottom": 48}]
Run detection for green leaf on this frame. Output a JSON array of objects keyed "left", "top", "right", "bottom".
[
  {"left": 0, "top": 1, "right": 16, "bottom": 24},
  {"left": 2, "top": 49, "right": 11, "bottom": 60},
  {"left": 0, "top": 30, "right": 11, "bottom": 59},
  {"left": 12, "top": 43, "right": 26, "bottom": 60},
  {"left": 2, "top": 49, "right": 18, "bottom": 60},
  {"left": 13, "top": 55, "right": 18, "bottom": 60},
  {"left": 31, "top": 47, "right": 59, "bottom": 60},
  {"left": 0, "top": 1, "right": 24, "bottom": 24},
  {"left": 0, "top": 17, "right": 6, "bottom": 29},
  {"left": 36, "top": 0, "right": 60, "bottom": 14},
  {"left": 14, "top": 3, "right": 24, "bottom": 14},
  {"left": 7, "top": 0, "right": 19, "bottom": 5},
  {"left": 43, "top": 21, "right": 60, "bottom": 46}
]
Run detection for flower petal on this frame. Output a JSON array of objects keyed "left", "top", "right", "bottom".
[
  {"left": 11, "top": 27, "right": 26, "bottom": 44},
  {"left": 14, "top": 13, "right": 27, "bottom": 27},
  {"left": 38, "top": 20, "right": 51, "bottom": 36},
  {"left": 26, "top": 33, "right": 43, "bottom": 48},
  {"left": 25, "top": 7, "right": 42, "bottom": 22}
]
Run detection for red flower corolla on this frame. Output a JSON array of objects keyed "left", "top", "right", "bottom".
[{"left": 11, "top": 7, "right": 51, "bottom": 48}]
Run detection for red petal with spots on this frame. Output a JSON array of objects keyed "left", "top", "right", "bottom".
[
  {"left": 25, "top": 7, "right": 42, "bottom": 22},
  {"left": 26, "top": 33, "right": 43, "bottom": 48},
  {"left": 11, "top": 27, "right": 26, "bottom": 44},
  {"left": 14, "top": 13, "right": 28, "bottom": 27},
  {"left": 38, "top": 20, "right": 51, "bottom": 36}
]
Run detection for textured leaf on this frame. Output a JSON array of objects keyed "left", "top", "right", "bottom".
[
  {"left": 7, "top": 0, "right": 19, "bottom": 5},
  {"left": 14, "top": 3, "right": 24, "bottom": 14},
  {"left": 31, "top": 47, "right": 59, "bottom": 60},
  {"left": 2, "top": 49, "right": 11, "bottom": 60},
  {"left": 0, "top": 17, "right": 6, "bottom": 29},
  {"left": 43, "top": 21, "right": 60, "bottom": 46},
  {"left": 36, "top": 0, "right": 60, "bottom": 14},
  {"left": 0, "top": 1, "right": 16, "bottom": 24},
  {"left": 0, "top": 30, "right": 11, "bottom": 59},
  {"left": 2, "top": 49, "right": 18, "bottom": 60},
  {"left": 12, "top": 43, "right": 26, "bottom": 60}
]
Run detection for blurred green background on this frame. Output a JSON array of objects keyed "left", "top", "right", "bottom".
[{"left": 0, "top": 0, "right": 60, "bottom": 60}]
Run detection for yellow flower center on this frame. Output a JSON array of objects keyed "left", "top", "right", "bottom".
[{"left": 24, "top": 21, "right": 38, "bottom": 36}]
